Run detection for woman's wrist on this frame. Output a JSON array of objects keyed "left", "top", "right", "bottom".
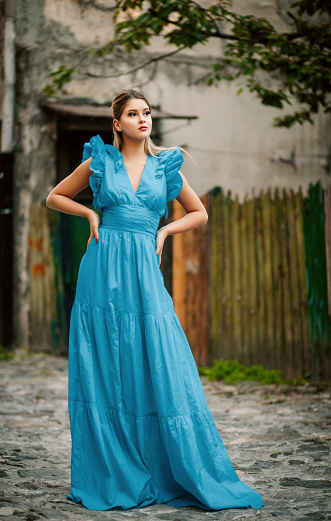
[
  {"left": 86, "top": 207, "right": 97, "bottom": 221},
  {"left": 159, "top": 225, "right": 169, "bottom": 238}
]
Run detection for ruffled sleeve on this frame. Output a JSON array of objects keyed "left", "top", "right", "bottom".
[
  {"left": 160, "top": 147, "right": 184, "bottom": 219},
  {"left": 82, "top": 134, "right": 106, "bottom": 211}
]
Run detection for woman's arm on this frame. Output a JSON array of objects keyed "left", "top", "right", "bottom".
[
  {"left": 162, "top": 171, "right": 208, "bottom": 237},
  {"left": 46, "top": 157, "right": 100, "bottom": 248},
  {"left": 156, "top": 171, "right": 208, "bottom": 266}
]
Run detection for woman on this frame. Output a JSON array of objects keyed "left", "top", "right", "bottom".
[{"left": 46, "top": 88, "right": 264, "bottom": 512}]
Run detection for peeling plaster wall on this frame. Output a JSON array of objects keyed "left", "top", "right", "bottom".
[
  {"left": 12, "top": 0, "right": 331, "bottom": 349},
  {"left": 44, "top": 0, "right": 116, "bottom": 45},
  {"left": 153, "top": 70, "right": 331, "bottom": 198}
]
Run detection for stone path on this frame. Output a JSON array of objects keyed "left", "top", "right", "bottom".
[{"left": 0, "top": 350, "right": 330, "bottom": 520}]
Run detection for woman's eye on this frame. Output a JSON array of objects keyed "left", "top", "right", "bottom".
[
  {"left": 128, "top": 112, "right": 136, "bottom": 117},
  {"left": 145, "top": 111, "right": 151, "bottom": 115}
]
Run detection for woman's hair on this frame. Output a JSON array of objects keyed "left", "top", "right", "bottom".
[{"left": 111, "top": 88, "right": 193, "bottom": 161}]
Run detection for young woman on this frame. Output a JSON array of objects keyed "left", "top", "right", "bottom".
[{"left": 46, "top": 88, "right": 264, "bottom": 512}]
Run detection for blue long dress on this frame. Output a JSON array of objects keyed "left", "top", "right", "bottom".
[{"left": 66, "top": 134, "right": 264, "bottom": 512}]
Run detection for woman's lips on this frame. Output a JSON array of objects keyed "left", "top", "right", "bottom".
[{"left": 139, "top": 126, "right": 148, "bottom": 130}]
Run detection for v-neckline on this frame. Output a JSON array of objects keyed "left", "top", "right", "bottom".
[{"left": 120, "top": 153, "right": 149, "bottom": 198}]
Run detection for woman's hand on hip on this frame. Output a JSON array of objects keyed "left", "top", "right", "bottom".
[
  {"left": 87, "top": 210, "right": 100, "bottom": 249},
  {"left": 156, "top": 227, "right": 168, "bottom": 267}
]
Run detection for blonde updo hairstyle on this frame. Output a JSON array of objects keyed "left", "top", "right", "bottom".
[{"left": 112, "top": 88, "right": 192, "bottom": 160}]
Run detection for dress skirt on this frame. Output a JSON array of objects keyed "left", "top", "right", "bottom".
[{"left": 66, "top": 204, "right": 264, "bottom": 511}]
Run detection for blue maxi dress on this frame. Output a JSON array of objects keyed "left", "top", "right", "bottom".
[{"left": 67, "top": 134, "right": 264, "bottom": 512}]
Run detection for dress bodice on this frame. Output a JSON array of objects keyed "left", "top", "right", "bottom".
[{"left": 82, "top": 135, "right": 184, "bottom": 219}]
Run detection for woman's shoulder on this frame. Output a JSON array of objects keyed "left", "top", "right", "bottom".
[
  {"left": 156, "top": 147, "right": 184, "bottom": 173},
  {"left": 156, "top": 146, "right": 182, "bottom": 159},
  {"left": 82, "top": 135, "right": 122, "bottom": 164}
]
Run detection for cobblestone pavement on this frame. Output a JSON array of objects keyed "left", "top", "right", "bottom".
[{"left": 0, "top": 350, "right": 330, "bottom": 521}]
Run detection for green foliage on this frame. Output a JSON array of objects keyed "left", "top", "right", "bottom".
[
  {"left": 42, "top": 65, "right": 80, "bottom": 98},
  {"left": 0, "top": 346, "right": 16, "bottom": 361},
  {"left": 291, "top": 0, "right": 331, "bottom": 16},
  {"left": 197, "top": 358, "right": 309, "bottom": 385},
  {"left": 43, "top": 0, "right": 331, "bottom": 128}
]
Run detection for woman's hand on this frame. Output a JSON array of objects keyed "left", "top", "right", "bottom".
[
  {"left": 156, "top": 227, "right": 168, "bottom": 267},
  {"left": 87, "top": 210, "right": 101, "bottom": 249}
]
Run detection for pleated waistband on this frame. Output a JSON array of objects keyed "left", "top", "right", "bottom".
[{"left": 100, "top": 205, "right": 160, "bottom": 238}]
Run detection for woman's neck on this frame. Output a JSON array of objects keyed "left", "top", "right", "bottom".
[{"left": 120, "top": 138, "right": 147, "bottom": 160}]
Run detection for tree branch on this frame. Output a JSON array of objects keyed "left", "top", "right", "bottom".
[{"left": 84, "top": 46, "right": 186, "bottom": 78}]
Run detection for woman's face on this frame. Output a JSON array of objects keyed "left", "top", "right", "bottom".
[{"left": 114, "top": 98, "right": 152, "bottom": 142}]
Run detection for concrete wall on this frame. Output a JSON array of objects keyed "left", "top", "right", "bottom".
[{"left": 8, "top": 0, "right": 331, "bottom": 349}]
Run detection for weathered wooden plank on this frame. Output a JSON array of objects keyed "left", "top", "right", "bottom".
[
  {"left": 258, "top": 190, "right": 270, "bottom": 368},
  {"left": 275, "top": 190, "right": 285, "bottom": 374},
  {"left": 172, "top": 201, "right": 186, "bottom": 329},
  {"left": 271, "top": 188, "right": 282, "bottom": 370},
  {"left": 323, "top": 189, "right": 331, "bottom": 321},
  {"left": 247, "top": 191, "right": 257, "bottom": 365},
  {"left": 181, "top": 192, "right": 210, "bottom": 366},
  {"left": 321, "top": 189, "right": 331, "bottom": 380},
  {"left": 286, "top": 188, "right": 301, "bottom": 376},
  {"left": 199, "top": 193, "right": 210, "bottom": 366},
  {"left": 183, "top": 215, "right": 197, "bottom": 358},
  {"left": 281, "top": 188, "right": 294, "bottom": 376},
  {"left": 240, "top": 193, "right": 250, "bottom": 365},
  {"left": 295, "top": 187, "right": 311, "bottom": 374},
  {"left": 256, "top": 190, "right": 267, "bottom": 366},
  {"left": 219, "top": 191, "right": 226, "bottom": 358},
  {"left": 254, "top": 191, "right": 262, "bottom": 364},
  {"left": 322, "top": 188, "right": 331, "bottom": 380},
  {"left": 286, "top": 189, "right": 299, "bottom": 374},
  {"left": 29, "top": 203, "right": 57, "bottom": 352},
  {"left": 321, "top": 189, "right": 331, "bottom": 381},
  {"left": 223, "top": 191, "right": 232, "bottom": 360},
  {"left": 302, "top": 183, "right": 330, "bottom": 380},
  {"left": 232, "top": 194, "right": 242, "bottom": 360},
  {"left": 210, "top": 189, "right": 222, "bottom": 360},
  {"left": 267, "top": 189, "right": 277, "bottom": 370},
  {"left": 211, "top": 191, "right": 217, "bottom": 359}
]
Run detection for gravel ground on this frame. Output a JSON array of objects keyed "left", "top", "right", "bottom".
[{"left": 0, "top": 349, "right": 330, "bottom": 521}]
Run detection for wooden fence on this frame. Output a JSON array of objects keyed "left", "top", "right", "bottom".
[
  {"left": 173, "top": 183, "right": 331, "bottom": 381},
  {"left": 28, "top": 182, "right": 331, "bottom": 381}
]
